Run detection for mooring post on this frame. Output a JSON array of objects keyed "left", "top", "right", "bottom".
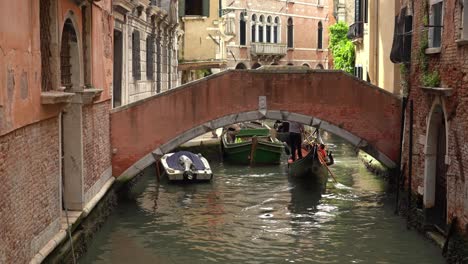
[
  {"left": 407, "top": 100, "right": 413, "bottom": 229},
  {"left": 395, "top": 97, "right": 408, "bottom": 215}
]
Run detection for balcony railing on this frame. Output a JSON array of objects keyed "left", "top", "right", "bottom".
[
  {"left": 251, "top": 43, "right": 287, "bottom": 57},
  {"left": 347, "top": 21, "right": 364, "bottom": 41}
]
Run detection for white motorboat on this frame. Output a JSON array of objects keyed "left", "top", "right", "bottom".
[{"left": 160, "top": 151, "right": 213, "bottom": 181}]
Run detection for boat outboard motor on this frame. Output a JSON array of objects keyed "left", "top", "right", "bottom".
[{"left": 179, "top": 155, "right": 194, "bottom": 180}]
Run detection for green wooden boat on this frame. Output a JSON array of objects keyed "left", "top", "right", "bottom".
[
  {"left": 222, "top": 126, "right": 284, "bottom": 165},
  {"left": 288, "top": 146, "right": 334, "bottom": 191}
]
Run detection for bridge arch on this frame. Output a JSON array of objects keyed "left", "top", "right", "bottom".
[{"left": 111, "top": 69, "right": 402, "bottom": 178}]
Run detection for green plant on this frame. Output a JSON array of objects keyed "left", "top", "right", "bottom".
[
  {"left": 417, "top": 1, "right": 441, "bottom": 88},
  {"left": 421, "top": 70, "right": 441, "bottom": 87},
  {"left": 328, "top": 22, "right": 355, "bottom": 74}
]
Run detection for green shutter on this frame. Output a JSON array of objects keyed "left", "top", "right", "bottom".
[
  {"left": 202, "top": 0, "right": 210, "bottom": 17},
  {"left": 179, "top": 0, "right": 185, "bottom": 17}
]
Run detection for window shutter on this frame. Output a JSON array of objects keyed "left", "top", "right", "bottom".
[
  {"left": 179, "top": 0, "right": 185, "bottom": 17},
  {"left": 132, "top": 31, "right": 141, "bottom": 80},
  {"left": 146, "top": 36, "right": 154, "bottom": 80},
  {"left": 240, "top": 20, "right": 246, "bottom": 45},
  {"left": 463, "top": 0, "right": 468, "bottom": 39},
  {"left": 203, "top": 0, "right": 210, "bottom": 17}
]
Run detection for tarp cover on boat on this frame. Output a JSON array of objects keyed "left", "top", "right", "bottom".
[{"left": 166, "top": 151, "right": 206, "bottom": 171}]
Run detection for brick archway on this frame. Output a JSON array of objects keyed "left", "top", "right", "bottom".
[{"left": 111, "top": 69, "right": 402, "bottom": 178}]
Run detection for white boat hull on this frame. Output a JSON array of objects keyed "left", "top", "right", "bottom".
[{"left": 160, "top": 152, "right": 213, "bottom": 181}]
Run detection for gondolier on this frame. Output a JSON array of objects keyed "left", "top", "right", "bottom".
[{"left": 289, "top": 121, "right": 304, "bottom": 161}]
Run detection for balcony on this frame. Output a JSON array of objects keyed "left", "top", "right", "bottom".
[
  {"left": 250, "top": 43, "right": 287, "bottom": 60},
  {"left": 347, "top": 22, "right": 364, "bottom": 42}
]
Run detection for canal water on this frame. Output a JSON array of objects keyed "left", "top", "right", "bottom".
[{"left": 81, "top": 133, "right": 445, "bottom": 264}]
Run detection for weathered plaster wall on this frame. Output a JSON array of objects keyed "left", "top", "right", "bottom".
[
  {"left": 111, "top": 70, "right": 401, "bottom": 177},
  {"left": 0, "top": 0, "right": 60, "bottom": 136},
  {"left": 0, "top": 118, "right": 60, "bottom": 263},
  {"left": 91, "top": 3, "right": 113, "bottom": 101}
]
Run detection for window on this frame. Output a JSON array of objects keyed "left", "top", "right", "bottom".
[
  {"left": 354, "top": 66, "right": 363, "bottom": 79},
  {"left": 259, "top": 15, "right": 265, "bottom": 42},
  {"left": 251, "top": 14, "right": 257, "bottom": 42},
  {"left": 146, "top": 35, "right": 154, "bottom": 80},
  {"left": 460, "top": 0, "right": 468, "bottom": 40},
  {"left": 274, "top": 17, "right": 280, "bottom": 43},
  {"left": 180, "top": 0, "right": 209, "bottom": 17},
  {"left": 354, "top": 0, "right": 367, "bottom": 23},
  {"left": 318, "top": 21, "right": 323, "bottom": 49},
  {"left": 287, "top": 18, "right": 294, "bottom": 48},
  {"left": 266, "top": 17, "right": 271, "bottom": 43},
  {"left": 240, "top": 12, "right": 246, "bottom": 45},
  {"left": 429, "top": 0, "right": 443, "bottom": 48},
  {"left": 363, "top": 0, "right": 368, "bottom": 23},
  {"left": 132, "top": 31, "right": 141, "bottom": 80}
]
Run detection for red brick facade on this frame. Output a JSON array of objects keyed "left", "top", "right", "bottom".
[
  {"left": 0, "top": 118, "right": 60, "bottom": 263},
  {"left": 401, "top": 0, "right": 468, "bottom": 232},
  {"left": 83, "top": 101, "right": 112, "bottom": 193}
]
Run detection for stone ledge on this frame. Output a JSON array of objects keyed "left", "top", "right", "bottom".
[
  {"left": 425, "top": 47, "right": 441, "bottom": 54},
  {"left": 41, "top": 91, "right": 75, "bottom": 105},
  {"left": 73, "top": 88, "right": 103, "bottom": 104},
  {"left": 420, "top": 86, "right": 453, "bottom": 96},
  {"left": 456, "top": 39, "right": 468, "bottom": 46}
]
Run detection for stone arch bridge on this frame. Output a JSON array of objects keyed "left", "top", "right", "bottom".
[{"left": 110, "top": 69, "right": 402, "bottom": 178}]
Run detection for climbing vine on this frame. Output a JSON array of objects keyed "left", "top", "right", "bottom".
[
  {"left": 329, "top": 22, "right": 355, "bottom": 74},
  {"left": 419, "top": 0, "right": 441, "bottom": 87}
]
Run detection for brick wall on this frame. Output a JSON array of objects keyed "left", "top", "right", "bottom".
[
  {"left": 0, "top": 117, "right": 60, "bottom": 263},
  {"left": 402, "top": 0, "right": 468, "bottom": 231},
  {"left": 82, "top": 100, "right": 111, "bottom": 194}
]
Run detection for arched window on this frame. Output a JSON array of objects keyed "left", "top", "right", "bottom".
[
  {"left": 240, "top": 12, "right": 247, "bottom": 45},
  {"left": 316, "top": 64, "right": 324, "bottom": 69},
  {"left": 251, "top": 14, "right": 257, "bottom": 42},
  {"left": 287, "top": 18, "right": 293, "bottom": 48},
  {"left": 274, "top": 17, "right": 280, "bottom": 43},
  {"left": 266, "top": 16, "right": 272, "bottom": 43},
  {"left": 318, "top": 21, "right": 323, "bottom": 49},
  {"left": 302, "top": 63, "right": 310, "bottom": 68},
  {"left": 252, "top": 62, "right": 262, "bottom": 69},
  {"left": 235, "top": 63, "right": 247, "bottom": 69},
  {"left": 259, "top": 15, "right": 265, "bottom": 42},
  {"left": 287, "top": 63, "right": 294, "bottom": 66}
]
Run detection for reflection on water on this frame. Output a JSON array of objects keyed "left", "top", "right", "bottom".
[{"left": 80, "top": 135, "right": 444, "bottom": 264}]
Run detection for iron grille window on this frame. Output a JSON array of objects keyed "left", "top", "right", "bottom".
[
  {"left": 132, "top": 31, "right": 141, "bottom": 80},
  {"left": 147, "top": 35, "right": 154, "bottom": 80}
]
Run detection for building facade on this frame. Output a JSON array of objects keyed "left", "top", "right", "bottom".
[
  {"left": 113, "top": 0, "right": 179, "bottom": 107},
  {"left": 0, "top": 0, "right": 113, "bottom": 262},
  {"left": 398, "top": 0, "right": 468, "bottom": 243},
  {"left": 347, "top": 0, "right": 401, "bottom": 94},
  {"left": 178, "top": 0, "right": 229, "bottom": 84},
  {"left": 224, "top": 0, "right": 333, "bottom": 70}
]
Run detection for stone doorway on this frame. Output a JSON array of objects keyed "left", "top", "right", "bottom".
[
  {"left": 424, "top": 104, "right": 447, "bottom": 232},
  {"left": 60, "top": 17, "right": 84, "bottom": 211}
]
